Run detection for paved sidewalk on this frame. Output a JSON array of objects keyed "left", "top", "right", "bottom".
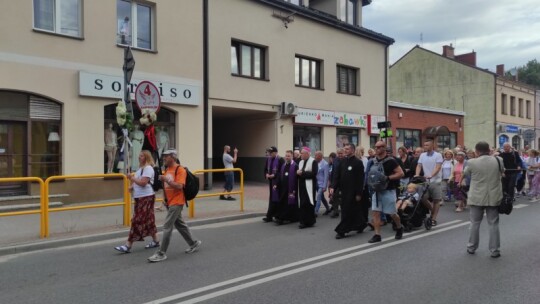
[{"left": 0, "top": 182, "right": 270, "bottom": 254}]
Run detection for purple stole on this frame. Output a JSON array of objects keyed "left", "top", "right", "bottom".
[
  {"left": 282, "top": 161, "right": 297, "bottom": 205},
  {"left": 267, "top": 156, "right": 280, "bottom": 202}
]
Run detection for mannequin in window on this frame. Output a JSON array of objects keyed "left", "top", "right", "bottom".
[
  {"left": 104, "top": 123, "right": 117, "bottom": 173},
  {"left": 157, "top": 126, "right": 170, "bottom": 157},
  {"left": 130, "top": 124, "right": 144, "bottom": 171}
]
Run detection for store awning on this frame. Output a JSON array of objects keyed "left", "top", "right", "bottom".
[{"left": 423, "top": 126, "right": 450, "bottom": 137}]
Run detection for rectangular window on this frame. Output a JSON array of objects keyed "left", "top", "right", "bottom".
[
  {"left": 396, "top": 129, "right": 421, "bottom": 150},
  {"left": 501, "top": 94, "right": 507, "bottom": 115},
  {"left": 117, "top": 0, "right": 154, "bottom": 50},
  {"left": 33, "top": 0, "right": 82, "bottom": 37},
  {"left": 510, "top": 96, "right": 516, "bottom": 116},
  {"left": 518, "top": 98, "right": 524, "bottom": 117},
  {"left": 526, "top": 100, "right": 531, "bottom": 119},
  {"left": 231, "top": 41, "right": 266, "bottom": 79},
  {"left": 339, "top": 0, "right": 357, "bottom": 25},
  {"left": 295, "top": 56, "right": 321, "bottom": 89},
  {"left": 337, "top": 65, "right": 358, "bottom": 95},
  {"left": 284, "top": 0, "right": 303, "bottom": 5}
]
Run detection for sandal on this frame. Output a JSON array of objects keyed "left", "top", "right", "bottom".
[
  {"left": 145, "top": 241, "right": 160, "bottom": 249},
  {"left": 114, "top": 245, "right": 131, "bottom": 253}
]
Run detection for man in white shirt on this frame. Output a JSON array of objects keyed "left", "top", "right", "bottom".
[{"left": 415, "top": 140, "right": 443, "bottom": 226}]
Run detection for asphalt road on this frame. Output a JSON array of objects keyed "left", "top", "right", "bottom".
[{"left": 1, "top": 197, "right": 540, "bottom": 304}]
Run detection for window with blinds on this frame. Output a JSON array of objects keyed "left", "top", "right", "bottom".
[
  {"left": 30, "top": 97, "right": 62, "bottom": 120},
  {"left": 337, "top": 65, "right": 358, "bottom": 95}
]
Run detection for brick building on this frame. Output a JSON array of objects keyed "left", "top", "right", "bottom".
[{"left": 388, "top": 101, "right": 465, "bottom": 152}]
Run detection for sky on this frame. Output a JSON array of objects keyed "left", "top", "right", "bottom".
[{"left": 363, "top": 0, "right": 540, "bottom": 72}]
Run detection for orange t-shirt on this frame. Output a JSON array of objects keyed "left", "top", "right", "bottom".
[{"left": 163, "top": 165, "right": 187, "bottom": 206}]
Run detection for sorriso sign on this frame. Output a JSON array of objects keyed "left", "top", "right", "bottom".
[{"left": 79, "top": 71, "right": 201, "bottom": 106}]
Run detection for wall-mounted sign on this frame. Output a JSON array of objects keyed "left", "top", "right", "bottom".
[
  {"left": 295, "top": 108, "right": 370, "bottom": 128},
  {"left": 368, "top": 115, "right": 386, "bottom": 135},
  {"left": 505, "top": 125, "right": 519, "bottom": 133},
  {"left": 79, "top": 71, "right": 201, "bottom": 106},
  {"left": 135, "top": 81, "right": 161, "bottom": 113},
  {"left": 334, "top": 112, "right": 367, "bottom": 128},
  {"left": 295, "top": 108, "right": 335, "bottom": 125}
]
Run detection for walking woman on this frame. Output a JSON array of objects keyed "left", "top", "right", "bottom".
[
  {"left": 441, "top": 150, "right": 455, "bottom": 202},
  {"left": 115, "top": 150, "right": 160, "bottom": 253},
  {"left": 397, "top": 146, "right": 413, "bottom": 191}
]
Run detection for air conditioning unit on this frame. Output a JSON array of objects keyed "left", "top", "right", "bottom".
[{"left": 280, "top": 102, "right": 298, "bottom": 116}]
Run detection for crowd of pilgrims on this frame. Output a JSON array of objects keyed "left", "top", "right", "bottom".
[{"left": 261, "top": 141, "right": 533, "bottom": 241}]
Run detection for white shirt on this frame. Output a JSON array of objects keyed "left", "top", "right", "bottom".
[
  {"left": 418, "top": 151, "right": 444, "bottom": 183},
  {"left": 132, "top": 165, "right": 155, "bottom": 198}
]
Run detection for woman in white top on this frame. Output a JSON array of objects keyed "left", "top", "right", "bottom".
[
  {"left": 115, "top": 150, "right": 160, "bottom": 253},
  {"left": 527, "top": 149, "right": 540, "bottom": 200},
  {"left": 441, "top": 150, "right": 455, "bottom": 202}
]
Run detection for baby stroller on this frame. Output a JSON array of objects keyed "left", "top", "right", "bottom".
[{"left": 399, "top": 176, "right": 433, "bottom": 232}]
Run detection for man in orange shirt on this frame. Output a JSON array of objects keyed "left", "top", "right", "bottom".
[{"left": 148, "top": 149, "right": 201, "bottom": 263}]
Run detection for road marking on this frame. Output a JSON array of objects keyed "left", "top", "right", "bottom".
[
  {"left": 513, "top": 204, "right": 528, "bottom": 209},
  {"left": 143, "top": 220, "right": 465, "bottom": 304}
]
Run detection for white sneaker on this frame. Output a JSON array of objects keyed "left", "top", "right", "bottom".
[
  {"left": 185, "top": 240, "right": 202, "bottom": 254},
  {"left": 148, "top": 251, "right": 167, "bottom": 262}
]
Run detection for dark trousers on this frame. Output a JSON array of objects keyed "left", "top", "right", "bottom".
[
  {"left": 516, "top": 171, "right": 526, "bottom": 192},
  {"left": 501, "top": 172, "right": 518, "bottom": 200}
]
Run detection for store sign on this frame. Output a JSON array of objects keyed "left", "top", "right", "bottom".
[
  {"left": 368, "top": 115, "right": 386, "bottom": 135},
  {"left": 296, "top": 108, "right": 369, "bottom": 128},
  {"left": 79, "top": 71, "right": 201, "bottom": 106},
  {"left": 295, "top": 108, "right": 334, "bottom": 125},
  {"left": 334, "top": 112, "right": 367, "bottom": 128},
  {"left": 505, "top": 125, "right": 519, "bottom": 133}
]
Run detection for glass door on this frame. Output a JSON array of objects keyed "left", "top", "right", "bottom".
[{"left": 0, "top": 122, "right": 28, "bottom": 195}]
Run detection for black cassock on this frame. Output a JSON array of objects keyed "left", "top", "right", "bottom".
[
  {"left": 264, "top": 156, "right": 285, "bottom": 220},
  {"left": 276, "top": 161, "right": 299, "bottom": 223},
  {"left": 298, "top": 157, "right": 318, "bottom": 227},
  {"left": 332, "top": 155, "right": 366, "bottom": 234}
]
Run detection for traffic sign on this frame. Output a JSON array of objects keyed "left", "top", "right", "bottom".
[{"left": 135, "top": 81, "right": 161, "bottom": 113}]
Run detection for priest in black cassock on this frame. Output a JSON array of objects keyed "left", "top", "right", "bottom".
[
  {"left": 275, "top": 150, "right": 299, "bottom": 225},
  {"left": 263, "top": 146, "right": 284, "bottom": 223},
  {"left": 330, "top": 143, "right": 366, "bottom": 239},
  {"left": 297, "top": 147, "right": 318, "bottom": 229}
]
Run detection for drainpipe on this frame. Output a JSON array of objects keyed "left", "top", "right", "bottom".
[
  {"left": 494, "top": 76, "right": 497, "bottom": 149},
  {"left": 384, "top": 44, "right": 390, "bottom": 147},
  {"left": 203, "top": 0, "right": 210, "bottom": 189}
]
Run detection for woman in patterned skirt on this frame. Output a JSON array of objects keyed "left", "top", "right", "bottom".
[{"left": 115, "top": 150, "right": 160, "bottom": 253}]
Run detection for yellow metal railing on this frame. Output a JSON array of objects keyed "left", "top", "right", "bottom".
[
  {"left": 188, "top": 168, "right": 244, "bottom": 218},
  {"left": 43, "top": 174, "right": 130, "bottom": 237},
  {"left": 0, "top": 177, "right": 46, "bottom": 237},
  {"left": 0, "top": 168, "right": 243, "bottom": 237}
]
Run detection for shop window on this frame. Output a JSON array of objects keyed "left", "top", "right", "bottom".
[
  {"left": 512, "top": 135, "right": 521, "bottom": 150},
  {"left": 293, "top": 126, "right": 321, "bottom": 155},
  {"left": 337, "top": 65, "right": 358, "bottom": 95},
  {"left": 33, "top": 0, "right": 83, "bottom": 37},
  {"left": 231, "top": 40, "right": 266, "bottom": 79},
  {"left": 336, "top": 128, "right": 358, "bottom": 148},
  {"left": 369, "top": 136, "right": 378, "bottom": 149},
  {"left": 117, "top": 0, "right": 154, "bottom": 50},
  {"left": 396, "top": 129, "right": 421, "bottom": 150},
  {"left": 0, "top": 91, "right": 62, "bottom": 195},
  {"left": 104, "top": 104, "right": 176, "bottom": 173},
  {"left": 437, "top": 132, "right": 456, "bottom": 150},
  {"left": 295, "top": 56, "right": 322, "bottom": 89}
]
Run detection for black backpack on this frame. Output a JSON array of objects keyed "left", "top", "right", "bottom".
[
  {"left": 367, "top": 158, "right": 391, "bottom": 192},
  {"left": 183, "top": 166, "right": 200, "bottom": 201},
  {"left": 150, "top": 166, "right": 163, "bottom": 192}
]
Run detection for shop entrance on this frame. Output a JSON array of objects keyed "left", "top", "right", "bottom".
[
  {"left": 0, "top": 122, "right": 28, "bottom": 195},
  {"left": 212, "top": 106, "right": 276, "bottom": 184}
]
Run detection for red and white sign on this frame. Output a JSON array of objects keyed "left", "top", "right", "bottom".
[{"left": 135, "top": 81, "right": 161, "bottom": 113}]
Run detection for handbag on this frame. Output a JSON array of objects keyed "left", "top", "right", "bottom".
[{"left": 495, "top": 157, "right": 513, "bottom": 215}]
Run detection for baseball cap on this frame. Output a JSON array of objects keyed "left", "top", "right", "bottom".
[{"left": 162, "top": 149, "right": 177, "bottom": 156}]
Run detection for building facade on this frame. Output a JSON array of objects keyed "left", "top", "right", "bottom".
[
  {"left": 388, "top": 101, "right": 465, "bottom": 151},
  {"left": 0, "top": 0, "right": 203, "bottom": 197},
  {"left": 494, "top": 65, "right": 536, "bottom": 150},
  {"left": 389, "top": 45, "right": 496, "bottom": 149},
  {"left": 0, "top": 0, "right": 393, "bottom": 196}
]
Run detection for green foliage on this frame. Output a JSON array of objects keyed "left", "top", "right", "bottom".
[{"left": 513, "top": 59, "right": 540, "bottom": 88}]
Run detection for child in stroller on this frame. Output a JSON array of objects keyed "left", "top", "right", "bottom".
[{"left": 398, "top": 177, "right": 433, "bottom": 231}]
